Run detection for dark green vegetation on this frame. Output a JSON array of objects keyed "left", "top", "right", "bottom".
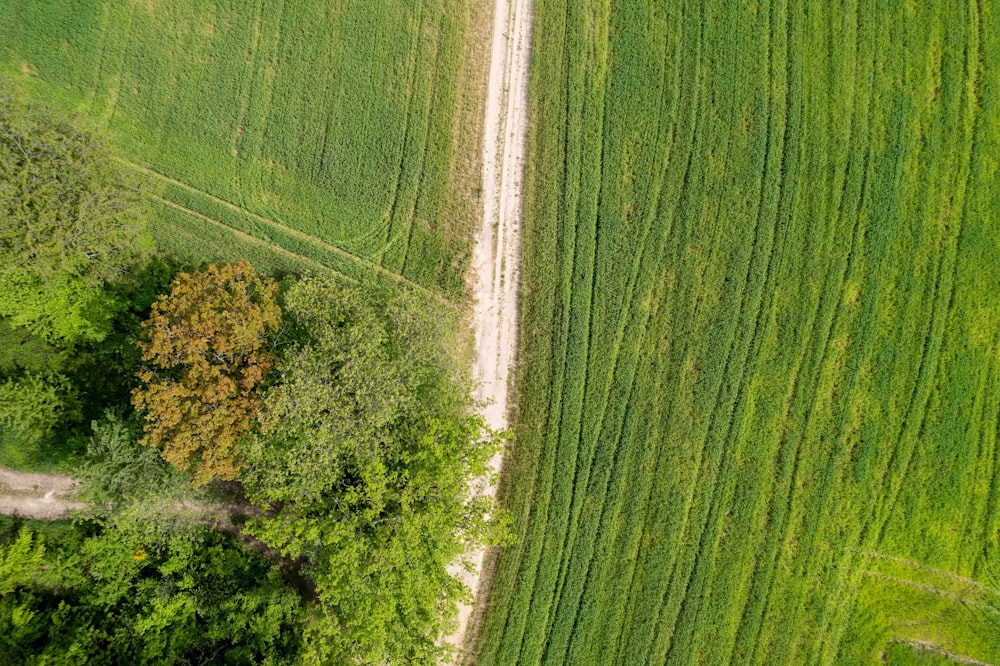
[
  {"left": 473, "top": 0, "right": 1000, "bottom": 664},
  {"left": 0, "top": 0, "right": 490, "bottom": 297},
  {"left": 0, "top": 514, "right": 302, "bottom": 665}
]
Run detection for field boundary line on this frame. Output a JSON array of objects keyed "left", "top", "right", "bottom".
[
  {"left": 120, "top": 158, "right": 455, "bottom": 306},
  {"left": 887, "top": 639, "right": 998, "bottom": 666},
  {"left": 855, "top": 550, "right": 1000, "bottom": 599},
  {"left": 861, "top": 570, "right": 1000, "bottom": 616},
  {"left": 149, "top": 195, "right": 353, "bottom": 282}
]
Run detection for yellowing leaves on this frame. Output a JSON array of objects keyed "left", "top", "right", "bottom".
[{"left": 131, "top": 262, "right": 280, "bottom": 485}]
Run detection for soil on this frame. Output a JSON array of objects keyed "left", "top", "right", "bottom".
[
  {"left": 444, "top": 0, "right": 533, "bottom": 655},
  {"left": 0, "top": 468, "right": 85, "bottom": 520}
]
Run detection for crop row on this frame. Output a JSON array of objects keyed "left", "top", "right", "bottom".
[{"left": 471, "top": 0, "right": 1000, "bottom": 663}]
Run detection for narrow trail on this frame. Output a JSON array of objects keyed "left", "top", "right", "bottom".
[
  {"left": 886, "top": 639, "right": 998, "bottom": 666},
  {"left": 0, "top": 468, "right": 84, "bottom": 520},
  {"left": 445, "top": 0, "right": 533, "bottom": 656}
]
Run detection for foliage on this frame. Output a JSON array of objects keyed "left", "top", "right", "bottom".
[
  {"left": 132, "top": 261, "right": 280, "bottom": 485},
  {"left": 64, "top": 257, "right": 182, "bottom": 424},
  {"left": 0, "top": 372, "right": 77, "bottom": 442},
  {"left": 0, "top": 271, "right": 118, "bottom": 345},
  {"left": 0, "top": 372, "right": 80, "bottom": 468},
  {"left": 473, "top": 1, "right": 1000, "bottom": 665},
  {"left": 244, "top": 278, "right": 452, "bottom": 505},
  {"left": 77, "top": 411, "right": 187, "bottom": 510},
  {"left": 0, "top": 372, "right": 83, "bottom": 471},
  {"left": 0, "top": 0, "right": 492, "bottom": 296},
  {"left": 0, "top": 515, "right": 303, "bottom": 665},
  {"left": 0, "top": 258, "right": 178, "bottom": 473},
  {"left": 0, "top": 84, "right": 151, "bottom": 343},
  {"left": 243, "top": 277, "right": 505, "bottom": 664},
  {"left": 0, "top": 528, "right": 46, "bottom": 596},
  {"left": 0, "top": 318, "right": 65, "bottom": 375}
]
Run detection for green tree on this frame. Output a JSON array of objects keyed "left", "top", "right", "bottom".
[
  {"left": 0, "top": 372, "right": 76, "bottom": 439},
  {"left": 0, "top": 371, "right": 80, "bottom": 467},
  {"left": 243, "top": 278, "right": 507, "bottom": 664},
  {"left": 0, "top": 514, "right": 303, "bottom": 665},
  {"left": 0, "top": 85, "right": 151, "bottom": 343},
  {"left": 0, "top": 528, "right": 47, "bottom": 595},
  {"left": 77, "top": 411, "right": 186, "bottom": 509},
  {"left": 132, "top": 262, "right": 281, "bottom": 485}
]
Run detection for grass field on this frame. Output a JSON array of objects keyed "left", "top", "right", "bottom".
[
  {"left": 0, "top": 0, "right": 490, "bottom": 298},
  {"left": 471, "top": 0, "right": 1000, "bottom": 664}
]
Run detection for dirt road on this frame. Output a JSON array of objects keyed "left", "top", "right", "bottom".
[
  {"left": 446, "top": 0, "right": 533, "bottom": 655},
  {"left": 0, "top": 467, "right": 85, "bottom": 519}
]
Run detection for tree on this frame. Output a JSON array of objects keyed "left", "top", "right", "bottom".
[
  {"left": 0, "top": 514, "right": 303, "bottom": 665},
  {"left": 131, "top": 262, "right": 280, "bottom": 485},
  {"left": 0, "top": 371, "right": 77, "bottom": 441},
  {"left": 0, "top": 371, "right": 80, "bottom": 467},
  {"left": 0, "top": 528, "right": 47, "bottom": 596},
  {"left": 0, "top": 84, "right": 151, "bottom": 343},
  {"left": 242, "top": 277, "right": 507, "bottom": 664},
  {"left": 77, "top": 411, "right": 187, "bottom": 509}
]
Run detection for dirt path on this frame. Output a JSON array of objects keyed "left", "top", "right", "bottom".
[
  {"left": 445, "top": 0, "right": 533, "bottom": 655},
  {"left": 0, "top": 468, "right": 85, "bottom": 519}
]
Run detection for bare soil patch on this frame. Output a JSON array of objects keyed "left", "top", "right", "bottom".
[{"left": 444, "top": 0, "right": 533, "bottom": 657}]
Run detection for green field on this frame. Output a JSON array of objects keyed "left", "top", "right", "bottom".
[
  {"left": 472, "top": 0, "right": 1000, "bottom": 664},
  {"left": 0, "top": 0, "right": 489, "bottom": 297}
]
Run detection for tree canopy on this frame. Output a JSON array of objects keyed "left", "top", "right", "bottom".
[
  {"left": 0, "top": 85, "right": 151, "bottom": 343},
  {"left": 0, "top": 514, "right": 303, "bottom": 665},
  {"left": 242, "top": 277, "right": 506, "bottom": 664},
  {"left": 132, "top": 262, "right": 280, "bottom": 485}
]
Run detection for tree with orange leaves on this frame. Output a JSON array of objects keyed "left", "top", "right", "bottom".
[{"left": 131, "top": 261, "right": 280, "bottom": 485}]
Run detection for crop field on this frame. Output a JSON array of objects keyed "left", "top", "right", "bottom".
[
  {"left": 471, "top": 0, "right": 1000, "bottom": 664},
  {"left": 0, "top": 0, "right": 490, "bottom": 298}
]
